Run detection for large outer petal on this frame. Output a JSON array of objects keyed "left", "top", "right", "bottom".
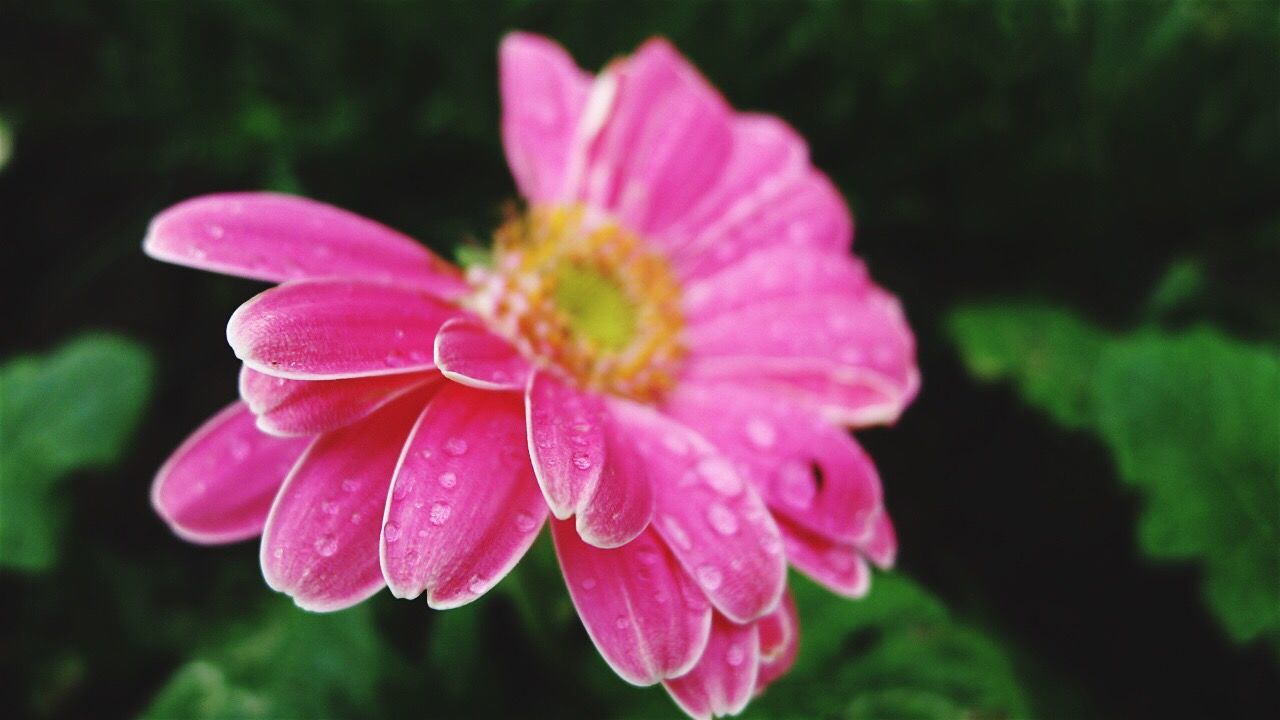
[
  {"left": 682, "top": 286, "right": 919, "bottom": 427},
  {"left": 380, "top": 384, "right": 546, "bottom": 608},
  {"left": 577, "top": 38, "right": 733, "bottom": 236},
  {"left": 552, "top": 522, "right": 712, "bottom": 686},
  {"left": 607, "top": 400, "right": 786, "bottom": 623},
  {"left": 662, "top": 382, "right": 882, "bottom": 544},
  {"left": 778, "top": 517, "right": 871, "bottom": 599},
  {"left": 499, "top": 32, "right": 592, "bottom": 204},
  {"left": 681, "top": 249, "right": 869, "bottom": 323},
  {"left": 228, "top": 279, "right": 461, "bottom": 380},
  {"left": 239, "top": 365, "right": 441, "bottom": 437},
  {"left": 151, "top": 402, "right": 308, "bottom": 544},
  {"left": 259, "top": 388, "right": 431, "bottom": 611},
  {"left": 663, "top": 613, "right": 761, "bottom": 720},
  {"left": 433, "top": 317, "right": 532, "bottom": 391},
  {"left": 144, "top": 192, "right": 466, "bottom": 297}
]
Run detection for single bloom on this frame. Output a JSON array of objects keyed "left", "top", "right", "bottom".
[{"left": 147, "top": 32, "right": 918, "bottom": 718}]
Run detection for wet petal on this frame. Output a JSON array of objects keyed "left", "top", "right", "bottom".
[
  {"left": 259, "top": 388, "right": 431, "bottom": 611},
  {"left": 608, "top": 401, "right": 786, "bottom": 623},
  {"left": 682, "top": 249, "right": 868, "bottom": 323},
  {"left": 433, "top": 317, "right": 531, "bottom": 391},
  {"left": 778, "top": 517, "right": 871, "bottom": 599},
  {"left": 381, "top": 384, "right": 546, "bottom": 608},
  {"left": 552, "top": 522, "right": 712, "bottom": 686},
  {"left": 754, "top": 591, "right": 799, "bottom": 693},
  {"left": 663, "top": 613, "right": 760, "bottom": 720},
  {"left": 525, "top": 371, "right": 606, "bottom": 519},
  {"left": 144, "top": 192, "right": 466, "bottom": 297},
  {"left": 575, "top": 408, "right": 654, "bottom": 549},
  {"left": 152, "top": 401, "right": 308, "bottom": 544},
  {"left": 858, "top": 508, "right": 898, "bottom": 570},
  {"left": 239, "top": 365, "right": 441, "bottom": 436},
  {"left": 228, "top": 279, "right": 461, "bottom": 380}
]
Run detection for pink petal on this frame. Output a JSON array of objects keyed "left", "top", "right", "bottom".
[
  {"left": 552, "top": 522, "right": 712, "bottom": 686},
  {"left": 682, "top": 249, "right": 869, "bottom": 323},
  {"left": 662, "top": 383, "right": 882, "bottom": 544},
  {"left": 228, "top": 279, "right": 462, "bottom": 380},
  {"left": 682, "top": 285, "right": 919, "bottom": 427},
  {"left": 858, "top": 508, "right": 898, "bottom": 570},
  {"left": 380, "top": 384, "right": 546, "bottom": 608},
  {"left": 525, "top": 371, "right": 606, "bottom": 519},
  {"left": 676, "top": 171, "right": 854, "bottom": 280},
  {"left": 778, "top": 518, "right": 871, "bottom": 599},
  {"left": 143, "top": 192, "right": 467, "bottom": 297},
  {"left": 578, "top": 38, "right": 734, "bottom": 235},
  {"left": 239, "top": 365, "right": 441, "bottom": 437},
  {"left": 499, "top": 32, "right": 592, "bottom": 204},
  {"left": 607, "top": 401, "right": 786, "bottom": 623},
  {"left": 151, "top": 402, "right": 309, "bottom": 544},
  {"left": 663, "top": 613, "right": 761, "bottom": 720},
  {"left": 433, "top": 317, "right": 531, "bottom": 391},
  {"left": 260, "top": 388, "right": 432, "bottom": 611},
  {"left": 575, "top": 407, "right": 654, "bottom": 548},
  {"left": 754, "top": 591, "right": 799, "bottom": 693}
]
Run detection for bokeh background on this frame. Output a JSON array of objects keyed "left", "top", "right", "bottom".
[{"left": 2, "top": 1, "right": 1277, "bottom": 718}]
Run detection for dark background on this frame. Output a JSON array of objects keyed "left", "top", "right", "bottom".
[{"left": 2, "top": 1, "right": 1277, "bottom": 718}]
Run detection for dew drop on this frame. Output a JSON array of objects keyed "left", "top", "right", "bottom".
[
  {"left": 272, "top": 547, "right": 284, "bottom": 559},
  {"left": 384, "top": 521, "right": 401, "bottom": 542},
  {"left": 314, "top": 534, "right": 338, "bottom": 557},
  {"left": 321, "top": 500, "right": 340, "bottom": 516},
  {"left": 707, "top": 503, "right": 739, "bottom": 536},
  {"left": 515, "top": 513, "right": 537, "bottom": 532},
  {"left": 419, "top": 448, "right": 433, "bottom": 460},
  {"left": 468, "top": 576, "right": 487, "bottom": 594},
  {"left": 438, "top": 471, "right": 457, "bottom": 488},
  {"left": 350, "top": 512, "right": 362, "bottom": 525},
  {"left": 429, "top": 502, "right": 452, "bottom": 525},
  {"left": 696, "top": 565, "right": 724, "bottom": 591},
  {"left": 206, "top": 223, "right": 225, "bottom": 239},
  {"left": 637, "top": 549, "right": 661, "bottom": 566},
  {"left": 341, "top": 479, "right": 360, "bottom": 493},
  {"left": 662, "top": 515, "right": 694, "bottom": 551},
  {"left": 698, "top": 457, "right": 744, "bottom": 496},
  {"left": 384, "top": 350, "right": 408, "bottom": 367},
  {"left": 615, "top": 616, "right": 631, "bottom": 630},
  {"left": 581, "top": 577, "right": 598, "bottom": 591},
  {"left": 444, "top": 437, "right": 469, "bottom": 456},
  {"left": 572, "top": 452, "right": 592, "bottom": 471},
  {"left": 229, "top": 438, "right": 251, "bottom": 461},
  {"left": 777, "top": 461, "right": 816, "bottom": 509},
  {"left": 726, "top": 643, "right": 746, "bottom": 667},
  {"left": 745, "top": 417, "right": 777, "bottom": 449}
]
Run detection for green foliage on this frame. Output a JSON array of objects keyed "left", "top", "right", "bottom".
[
  {"left": 950, "top": 305, "right": 1280, "bottom": 643},
  {"left": 0, "top": 334, "right": 153, "bottom": 571},
  {"left": 142, "top": 600, "right": 386, "bottom": 720},
  {"left": 742, "top": 575, "right": 1030, "bottom": 720}
]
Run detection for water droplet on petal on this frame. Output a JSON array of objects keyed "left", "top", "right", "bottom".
[
  {"left": 384, "top": 521, "right": 401, "bottom": 542},
  {"left": 515, "top": 513, "right": 537, "bottom": 532},
  {"left": 429, "top": 502, "right": 451, "bottom": 525},
  {"left": 614, "top": 616, "right": 631, "bottom": 630},
  {"left": 438, "top": 471, "right": 457, "bottom": 488},
  {"left": 777, "top": 461, "right": 816, "bottom": 509},
  {"left": 444, "top": 437, "right": 469, "bottom": 456},
  {"left": 662, "top": 515, "right": 693, "bottom": 551},
  {"left": 581, "top": 577, "right": 597, "bottom": 591},
  {"left": 707, "top": 503, "right": 739, "bottom": 536},
  {"left": 726, "top": 643, "right": 745, "bottom": 667},
  {"left": 206, "top": 223, "right": 225, "bottom": 239},
  {"left": 468, "top": 576, "right": 486, "bottom": 594},
  {"left": 341, "top": 479, "right": 360, "bottom": 493},
  {"left": 698, "top": 457, "right": 743, "bottom": 496},
  {"left": 696, "top": 565, "right": 724, "bottom": 591},
  {"left": 745, "top": 417, "right": 777, "bottom": 449},
  {"left": 572, "top": 452, "right": 592, "bottom": 470},
  {"left": 314, "top": 534, "right": 338, "bottom": 557},
  {"left": 321, "top": 500, "right": 339, "bottom": 515},
  {"left": 272, "top": 547, "right": 284, "bottom": 559}
]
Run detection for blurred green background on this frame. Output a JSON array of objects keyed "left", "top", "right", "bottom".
[{"left": 1, "top": 1, "right": 1277, "bottom": 718}]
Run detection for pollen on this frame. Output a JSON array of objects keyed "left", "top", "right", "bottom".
[{"left": 467, "top": 205, "right": 685, "bottom": 401}]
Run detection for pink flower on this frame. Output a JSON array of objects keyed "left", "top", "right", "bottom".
[{"left": 147, "top": 33, "right": 918, "bottom": 718}]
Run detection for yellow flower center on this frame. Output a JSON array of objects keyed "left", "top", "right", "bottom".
[{"left": 468, "top": 206, "right": 685, "bottom": 401}]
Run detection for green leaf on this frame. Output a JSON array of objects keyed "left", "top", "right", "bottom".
[
  {"left": 141, "top": 599, "right": 386, "bottom": 720},
  {"left": 0, "top": 333, "right": 154, "bottom": 571},
  {"left": 949, "top": 304, "right": 1280, "bottom": 642},
  {"left": 743, "top": 574, "right": 1030, "bottom": 720}
]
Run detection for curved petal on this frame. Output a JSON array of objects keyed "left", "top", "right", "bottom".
[
  {"left": 607, "top": 400, "right": 786, "bottom": 623},
  {"left": 151, "top": 402, "right": 308, "bottom": 544},
  {"left": 682, "top": 249, "right": 869, "bottom": 323},
  {"left": 662, "top": 382, "right": 882, "bottom": 544},
  {"left": 575, "top": 408, "right": 654, "bottom": 549},
  {"left": 433, "top": 317, "right": 531, "bottom": 391},
  {"left": 578, "top": 38, "right": 733, "bottom": 235},
  {"left": 259, "top": 388, "right": 431, "bottom": 612},
  {"left": 499, "top": 32, "right": 592, "bottom": 203},
  {"left": 682, "top": 285, "right": 919, "bottom": 427},
  {"left": 778, "top": 517, "right": 870, "bottom": 599},
  {"left": 144, "top": 192, "right": 467, "bottom": 297},
  {"left": 663, "top": 613, "right": 761, "bottom": 720},
  {"left": 552, "top": 521, "right": 712, "bottom": 686},
  {"left": 380, "top": 384, "right": 546, "bottom": 608},
  {"left": 858, "top": 508, "right": 898, "bottom": 570},
  {"left": 525, "top": 371, "right": 606, "bottom": 519},
  {"left": 239, "top": 365, "right": 441, "bottom": 437},
  {"left": 228, "top": 279, "right": 462, "bottom": 380},
  {"left": 754, "top": 591, "right": 799, "bottom": 694}
]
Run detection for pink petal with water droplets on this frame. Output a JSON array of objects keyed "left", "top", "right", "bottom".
[
  {"left": 664, "top": 613, "right": 761, "bottom": 720},
  {"left": 433, "top": 317, "right": 531, "bottom": 391},
  {"left": 260, "top": 388, "right": 432, "bottom": 612},
  {"left": 525, "top": 371, "right": 606, "bottom": 520},
  {"left": 778, "top": 518, "right": 871, "bottom": 599},
  {"left": 662, "top": 382, "right": 882, "bottom": 544},
  {"left": 607, "top": 401, "right": 786, "bottom": 623},
  {"left": 239, "top": 365, "right": 441, "bottom": 437},
  {"left": 578, "top": 38, "right": 733, "bottom": 235},
  {"left": 144, "top": 192, "right": 467, "bottom": 297},
  {"left": 228, "top": 279, "right": 462, "bottom": 380},
  {"left": 682, "top": 249, "right": 869, "bottom": 323},
  {"left": 858, "top": 508, "right": 898, "bottom": 569},
  {"left": 552, "top": 522, "right": 712, "bottom": 686},
  {"left": 152, "top": 402, "right": 309, "bottom": 544},
  {"left": 754, "top": 591, "right": 799, "bottom": 694},
  {"left": 380, "top": 384, "right": 546, "bottom": 608},
  {"left": 575, "top": 408, "right": 654, "bottom": 548},
  {"left": 500, "top": 32, "right": 592, "bottom": 204},
  {"left": 683, "top": 285, "right": 919, "bottom": 427}
]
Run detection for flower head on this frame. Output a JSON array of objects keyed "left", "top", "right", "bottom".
[{"left": 147, "top": 32, "right": 918, "bottom": 718}]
